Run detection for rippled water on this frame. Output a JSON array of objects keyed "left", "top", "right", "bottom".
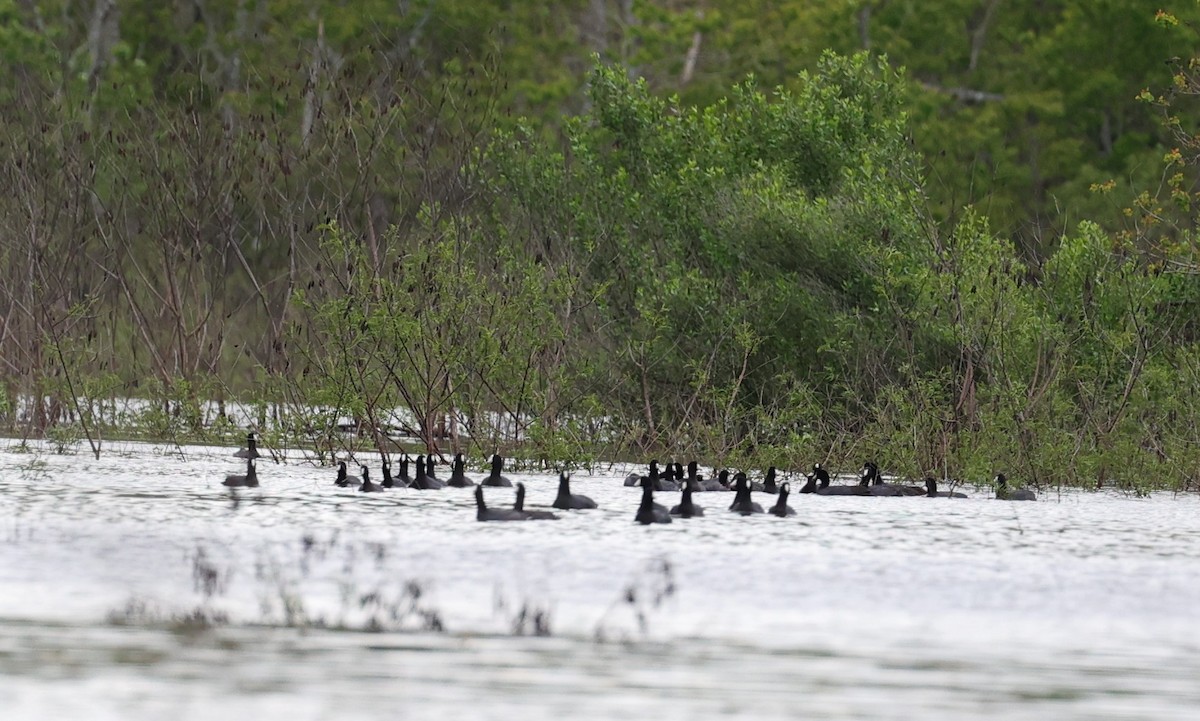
[{"left": 2, "top": 441, "right": 1199, "bottom": 719}]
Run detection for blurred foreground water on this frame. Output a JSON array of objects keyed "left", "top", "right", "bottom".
[{"left": 2, "top": 441, "right": 1199, "bottom": 720}]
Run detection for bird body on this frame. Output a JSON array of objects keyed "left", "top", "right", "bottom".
[
  {"left": 814, "top": 465, "right": 868, "bottom": 496},
  {"left": 359, "top": 465, "right": 382, "bottom": 492},
  {"left": 233, "top": 432, "right": 261, "bottom": 460},
  {"left": 669, "top": 485, "right": 704, "bottom": 518},
  {"left": 925, "top": 478, "right": 968, "bottom": 498},
  {"left": 381, "top": 461, "right": 399, "bottom": 489},
  {"left": 995, "top": 473, "right": 1036, "bottom": 501},
  {"left": 481, "top": 454, "right": 514, "bottom": 487},
  {"left": 447, "top": 453, "right": 475, "bottom": 487},
  {"left": 223, "top": 458, "right": 258, "bottom": 487},
  {"left": 334, "top": 461, "right": 357, "bottom": 488},
  {"left": 636, "top": 477, "right": 673, "bottom": 524},
  {"left": 475, "top": 484, "right": 527, "bottom": 521},
  {"left": 862, "top": 461, "right": 925, "bottom": 496},
  {"left": 553, "top": 472, "right": 597, "bottom": 510},
  {"left": 762, "top": 466, "right": 780, "bottom": 494},
  {"left": 729, "top": 473, "right": 764, "bottom": 515},
  {"left": 397, "top": 456, "right": 413, "bottom": 485},
  {"left": 410, "top": 456, "right": 445, "bottom": 490},
  {"left": 769, "top": 483, "right": 796, "bottom": 516},
  {"left": 514, "top": 482, "right": 559, "bottom": 519}
]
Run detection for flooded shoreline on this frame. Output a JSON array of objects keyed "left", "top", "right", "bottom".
[{"left": 3, "top": 441, "right": 1200, "bottom": 719}]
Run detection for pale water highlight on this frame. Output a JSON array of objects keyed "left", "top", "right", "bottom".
[{"left": 2, "top": 441, "right": 1198, "bottom": 719}]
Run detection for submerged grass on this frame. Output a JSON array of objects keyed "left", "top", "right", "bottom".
[{"left": 102, "top": 536, "right": 680, "bottom": 643}]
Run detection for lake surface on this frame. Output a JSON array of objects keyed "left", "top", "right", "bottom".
[{"left": 2, "top": 441, "right": 1199, "bottom": 719}]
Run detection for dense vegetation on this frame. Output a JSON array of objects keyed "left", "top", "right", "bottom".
[{"left": 2, "top": 1, "right": 1200, "bottom": 491}]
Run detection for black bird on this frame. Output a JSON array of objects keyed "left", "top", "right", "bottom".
[
  {"left": 223, "top": 457, "right": 258, "bottom": 487},
  {"left": 714, "top": 469, "right": 732, "bottom": 491},
  {"left": 334, "top": 460, "right": 356, "bottom": 488},
  {"left": 814, "top": 465, "right": 869, "bottom": 495},
  {"left": 396, "top": 455, "right": 413, "bottom": 485},
  {"left": 514, "top": 482, "right": 559, "bottom": 519},
  {"left": 628, "top": 460, "right": 657, "bottom": 489},
  {"left": 635, "top": 476, "right": 673, "bottom": 524},
  {"left": 811, "top": 463, "right": 831, "bottom": 488},
  {"left": 691, "top": 461, "right": 723, "bottom": 492},
  {"left": 925, "top": 478, "right": 968, "bottom": 498},
  {"left": 475, "top": 484, "right": 527, "bottom": 522},
  {"left": 650, "top": 461, "right": 679, "bottom": 492},
  {"left": 410, "top": 455, "right": 445, "bottom": 490},
  {"left": 995, "top": 473, "right": 1036, "bottom": 501},
  {"left": 359, "top": 465, "right": 382, "bottom": 492},
  {"left": 798, "top": 473, "right": 817, "bottom": 494},
  {"left": 769, "top": 482, "right": 796, "bottom": 516},
  {"left": 447, "top": 452, "right": 475, "bottom": 487},
  {"left": 381, "top": 461, "right": 398, "bottom": 488},
  {"left": 669, "top": 484, "right": 704, "bottom": 518},
  {"left": 815, "top": 471, "right": 868, "bottom": 495},
  {"left": 481, "top": 454, "right": 514, "bottom": 487},
  {"left": 729, "top": 473, "right": 764, "bottom": 515},
  {"left": 862, "top": 461, "right": 924, "bottom": 496},
  {"left": 233, "top": 431, "right": 261, "bottom": 460},
  {"left": 623, "top": 465, "right": 643, "bottom": 487},
  {"left": 425, "top": 455, "right": 441, "bottom": 482},
  {"left": 553, "top": 472, "right": 597, "bottom": 510},
  {"left": 762, "top": 466, "right": 780, "bottom": 494}
]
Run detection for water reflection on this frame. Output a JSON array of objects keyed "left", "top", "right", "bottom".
[{"left": 2, "top": 441, "right": 1200, "bottom": 719}]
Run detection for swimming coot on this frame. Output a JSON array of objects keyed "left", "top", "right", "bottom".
[
  {"left": 233, "top": 431, "right": 261, "bottom": 460},
  {"left": 814, "top": 465, "right": 868, "bottom": 496},
  {"left": 995, "top": 473, "right": 1036, "bottom": 501},
  {"left": 358, "top": 465, "right": 382, "bottom": 492},
  {"left": 762, "top": 466, "right": 781, "bottom": 494},
  {"left": 863, "top": 461, "right": 924, "bottom": 496},
  {"left": 447, "top": 452, "right": 475, "bottom": 487},
  {"left": 810, "top": 463, "right": 831, "bottom": 488},
  {"left": 635, "top": 476, "right": 673, "bottom": 524},
  {"left": 333, "top": 460, "right": 350, "bottom": 489},
  {"left": 652, "top": 461, "right": 680, "bottom": 492},
  {"left": 552, "top": 472, "right": 597, "bottom": 510},
  {"left": 729, "top": 473, "right": 764, "bottom": 515},
  {"left": 481, "top": 454, "right": 514, "bottom": 487},
  {"left": 397, "top": 455, "right": 413, "bottom": 485},
  {"left": 514, "top": 482, "right": 559, "bottom": 520},
  {"left": 672, "top": 462, "right": 685, "bottom": 486},
  {"left": 623, "top": 465, "right": 643, "bottom": 487},
  {"left": 410, "top": 455, "right": 445, "bottom": 490},
  {"left": 769, "top": 482, "right": 796, "bottom": 517},
  {"left": 925, "top": 478, "right": 968, "bottom": 498},
  {"left": 669, "top": 483, "right": 704, "bottom": 518},
  {"left": 475, "top": 484, "right": 527, "bottom": 522},
  {"left": 223, "top": 458, "right": 259, "bottom": 487},
  {"left": 381, "top": 461, "right": 395, "bottom": 488},
  {"left": 691, "top": 461, "right": 724, "bottom": 492}
]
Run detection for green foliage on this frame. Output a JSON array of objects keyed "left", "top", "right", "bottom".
[
  {"left": 2, "top": 0, "right": 1200, "bottom": 491},
  {"left": 285, "top": 218, "right": 587, "bottom": 456},
  {"left": 488, "top": 52, "right": 929, "bottom": 460}
]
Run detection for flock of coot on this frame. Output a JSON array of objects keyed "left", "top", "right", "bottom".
[{"left": 220, "top": 432, "right": 1037, "bottom": 522}]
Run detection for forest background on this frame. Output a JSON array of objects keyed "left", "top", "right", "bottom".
[{"left": 4, "top": 0, "right": 1200, "bottom": 492}]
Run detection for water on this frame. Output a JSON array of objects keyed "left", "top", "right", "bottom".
[{"left": 2, "top": 441, "right": 1199, "bottom": 719}]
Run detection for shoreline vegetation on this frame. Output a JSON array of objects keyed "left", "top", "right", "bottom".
[{"left": 4, "top": 7, "right": 1200, "bottom": 493}]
